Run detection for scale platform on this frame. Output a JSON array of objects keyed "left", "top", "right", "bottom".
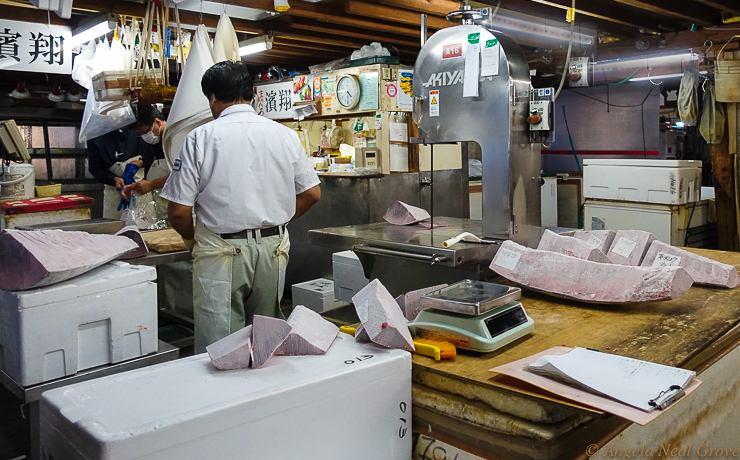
[{"left": 408, "top": 280, "right": 534, "bottom": 353}]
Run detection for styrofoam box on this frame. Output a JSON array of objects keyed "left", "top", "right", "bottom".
[
  {"left": 292, "top": 278, "right": 344, "bottom": 312},
  {"left": 584, "top": 199, "right": 710, "bottom": 246},
  {"left": 40, "top": 334, "right": 412, "bottom": 460},
  {"left": 0, "top": 261, "right": 158, "bottom": 387},
  {"left": 333, "top": 250, "right": 369, "bottom": 303},
  {"left": 583, "top": 159, "right": 701, "bottom": 205}
]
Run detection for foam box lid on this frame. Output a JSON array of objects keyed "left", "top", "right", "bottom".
[
  {"left": 0, "top": 195, "right": 94, "bottom": 216},
  {"left": 582, "top": 159, "right": 701, "bottom": 168},
  {"left": 0, "top": 261, "right": 156, "bottom": 309},
  {"left": 293, "top": 278, "right": 334, "bottom": 294},
  {"left": 41, "top": 334, "right": 410, "bottom": 457}
]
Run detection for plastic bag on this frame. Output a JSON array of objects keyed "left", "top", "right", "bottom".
[
  {"left": 678, "top": 61, "right": 700, "bottom": 126},
  {"left": 126, "top": 190, "right": 169, "bottom": 230},
  {"left": 700, "top": 82, "right": 726, "bottom": 144},
  {"left": 78, "top": 91, "right": 136, "bottom": 143},
  {"left": 351, "top": 42, "right": 391, "bottom": 61},
  {"left": 71, "top": 41, "right": 96, "bottom": 90}
]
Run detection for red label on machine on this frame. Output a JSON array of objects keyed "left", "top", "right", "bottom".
[{"left": 442, "top": 43, "right": 463, "bottom": 59}]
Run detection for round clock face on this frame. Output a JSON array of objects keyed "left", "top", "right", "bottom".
[{"left": 336, "top": 75, "right": 360, "bottom": 109}]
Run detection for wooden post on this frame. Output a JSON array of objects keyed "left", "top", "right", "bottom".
[{"left": 711, "top": 117, "right": 739, "bottom": 251}]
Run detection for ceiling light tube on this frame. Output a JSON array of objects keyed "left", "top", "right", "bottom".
[
  {"left": 239, "top": 35, "right": 273, "bottom": 56},
  {"left": 69, "top": 14, "right": 116, "bottom": 48}
]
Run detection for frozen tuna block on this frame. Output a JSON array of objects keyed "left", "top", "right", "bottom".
[
  {"left": 206, "top": 325, "right": 252, "bottom": 370},
  {"left": 606, "top": 230, "right": 656, "bottom": 266},
  {"left": 383, "top": 201, "right": 431, "bottom": 225},
  {"left": 115, "top": 225, "right": 149, "bottom": 259},
  {"left": 354, "top": 324, "right": 371, "bottom": 343},
  {"left": 641, "top": 241, "right": 740, "bottom": 288},
  {"left": 573, "top": 230, "right": 616, "bottom": 255},
  {"left": 250, "top": 315, "right": 292, "bottom": 369},
  {"left": 275, "top": 305, "right": 340, "bottom": 355},
  {"left": 490, "top": 240, "right": 693, "bottom": 303},
  {"left": 0, "top": 229, "right": 137, "bottom": 291},
  {"left": 352, "top": 279, "right": 415, "bottom": 351},
  {"left": 395, "top": 284, "right": 448, "bottom": 321},
  {"left": 537, "top": 230, "right": 612, "bottom": 263}
]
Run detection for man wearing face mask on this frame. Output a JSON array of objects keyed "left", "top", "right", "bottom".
[{"left": 122, "top": 104, "right": 170, "bottom": 200}]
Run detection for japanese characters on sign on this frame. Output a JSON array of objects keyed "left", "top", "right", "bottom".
[
  {"left": 253, "top": 81, "right": 294, "bottom": 119},
  {"left": 0, "top": 19, "right": 72, "bottom": 74}
]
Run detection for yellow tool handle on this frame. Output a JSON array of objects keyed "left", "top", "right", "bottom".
[{"left": 339, "top": 326, "right": 441, "bottom": 360}]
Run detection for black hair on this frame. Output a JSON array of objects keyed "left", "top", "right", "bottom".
[
  {"left": 133, "top": 103, "right": 165, "bottom": 128},
  {"left": 201, "top": 61, "right": 254, "bottom": 103}
]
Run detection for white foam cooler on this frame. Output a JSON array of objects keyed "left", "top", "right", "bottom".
[
  {"left": 333, "top": 250, "right": 370, "bottom": 303},
  {"left": 0, "top": 261, "right": 158, "bottom": 387},
  {"left": 40, "top": 333, "right": 412, "bottom": 460},
  {"left": 583, "top": 159, "right": 701, "bottom": 205}
]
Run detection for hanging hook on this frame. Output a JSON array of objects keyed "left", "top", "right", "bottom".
[
  {"left": 702, "top": 78, "right": 708, "bottom": 92},
  {"left": 703, "top": 39, "right": 713, "bottom": 56}
]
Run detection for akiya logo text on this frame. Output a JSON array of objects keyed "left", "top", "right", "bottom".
[{"left": 422, "top": 71, "right": 465, "bottom": 88}]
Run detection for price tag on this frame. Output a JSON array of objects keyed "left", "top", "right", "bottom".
[
  {"left": 494, "top": 248, "right": 521, "bottom": 270},
  {"left": 611, "top": 237, "right": 638, "bottom": 258},
  {"left": 652, "top": 252, "right": 682, "bottom": 267},
  {"left": 586, "top": 234, "right": 603, "bottom": 249}
]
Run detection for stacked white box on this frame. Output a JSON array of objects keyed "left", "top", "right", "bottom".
[
  {"left": 40, "top": 334, "right": 412, "bottom": 460},
  {"left": 333, "top": 250, "right": 370, "bottom": 303},
  {"left": 0, "top": 261, "right": 158, "bottom": 386},
  {"left": 292, "top": 278, "right": 343, "bottom": 312},
  {"left": 583, "top": 159, "right": 701, "bottom": 205}
]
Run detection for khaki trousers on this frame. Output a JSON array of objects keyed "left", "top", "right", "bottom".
[{"left": 192, "top": 223, "right": 290, "bottom": 353}]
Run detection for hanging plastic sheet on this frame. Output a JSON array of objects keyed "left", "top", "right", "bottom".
[
  {"left": 678, "top": 61, "right": 701, "bottom": 127},
  {"left": 700, "top": 82, "right": 726, "bottom": 145},
  {"left": 71, "top": 41, "right": 96, "bottom": 90},
  {"left": 78, "top": 90, "right": 136, "bottom": 143},
  {"left": 162, "top": 24, "right": 215, "bottom": 168},
  {"left": 213, "top": 14, "right": 240, "bottom": 63}
]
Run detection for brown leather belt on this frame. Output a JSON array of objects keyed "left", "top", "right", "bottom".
[{"left": 220, "top": 226, "right": 282, "bottom": 240}]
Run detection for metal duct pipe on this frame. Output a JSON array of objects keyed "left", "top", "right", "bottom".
[{"left": 420, "top": 14, "right": 427, "bottom": 47}]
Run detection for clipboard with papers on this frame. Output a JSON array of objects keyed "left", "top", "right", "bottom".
[{"left": 490, "top": 347, "right": 702, "bottom": 425}]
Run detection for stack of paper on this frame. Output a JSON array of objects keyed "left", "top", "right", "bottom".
[{"left": 526, "top": 347, "right": 696, "bottom": 412}]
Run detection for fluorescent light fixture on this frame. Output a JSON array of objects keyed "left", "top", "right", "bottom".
[
  {"left": 478, "top": 7, "right": 595, "bottom": 46},
  {"left": 629, "top": 70, "right": 707, "bottom": 82},
  {"left": 239, "top": 35, "right": 273, "bottom": 56},
  {"left": 596, "top": 51, "right": 697, "bottom": 71},
  {"left": 69, "top": 14, "right": 116, "bottom": 48}
]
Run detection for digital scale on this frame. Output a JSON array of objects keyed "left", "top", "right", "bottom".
[{"left": 408, "top": 280, "right": 534, "bottom": 353}]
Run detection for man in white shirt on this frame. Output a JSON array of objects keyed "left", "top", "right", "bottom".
[{"left": 160, "top": 61, "right": 321, "bottom": 353}]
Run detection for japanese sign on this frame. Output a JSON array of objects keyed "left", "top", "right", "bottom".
[
  {"left": 0, "top": 19, "right": 72, "bottom": 74},
  {"left": 253, "top": 81, "right": 294, "bottom": 120}
]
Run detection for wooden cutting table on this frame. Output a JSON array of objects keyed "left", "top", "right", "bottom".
[{"left": 411, "top": 248, "right": 740, "bottom": 460}]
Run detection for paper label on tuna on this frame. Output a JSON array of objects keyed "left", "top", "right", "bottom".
[
  {"left": 652, "top": 252, "right": 681, "bottom": 267},
  {"left": 586, "top": 234, "right": 603, "bottom": 248},
  {"left": 495, "top": 248, "right": 521, "bottom": 270},
  {"left": 612, "top": 237, "right": 638, "bottom": 258}
]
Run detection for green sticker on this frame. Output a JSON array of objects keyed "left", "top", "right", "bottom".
[
  {"left": 468, "top": 33, "right": 480, "bottom": 44},
  {"left": 485, "top": 39, "right": 499, "bottom": 48}
]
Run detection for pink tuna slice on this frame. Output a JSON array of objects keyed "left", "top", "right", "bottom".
[{"left": 383, "top": 201, "right": 431, "bottom": 225}]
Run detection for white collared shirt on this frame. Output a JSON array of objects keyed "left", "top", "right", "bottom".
[{"left": 160, "top": 104, "right": 320, "bottom": 234}]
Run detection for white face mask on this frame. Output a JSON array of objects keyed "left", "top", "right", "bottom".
[{"left": 141, "top": 128, "right": 160, "bottom": 145}]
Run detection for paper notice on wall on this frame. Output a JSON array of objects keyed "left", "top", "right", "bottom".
[
  {"left": 389, "top": 122, "right": 408, "bottom": 142},
  {"left": 429, "top": 90, "right": 440, "bottom": 117},
  {"left": 481, "top": 39, "right": 500, "bottom": 77},
  {"left": 390, "top": 144, "right": 409, "bottom": 172},
  {"left": 463, "top": 43, "right": 480, "bottom": 98},
  {"left": 397, "top": 70, "right": 413, "bottom": 110},
  {"left": 321, "top": 76, "right": 336, "bottom": 114},
  {"left": 360, "top": 72, "right": 379, "bottom": 111}
]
